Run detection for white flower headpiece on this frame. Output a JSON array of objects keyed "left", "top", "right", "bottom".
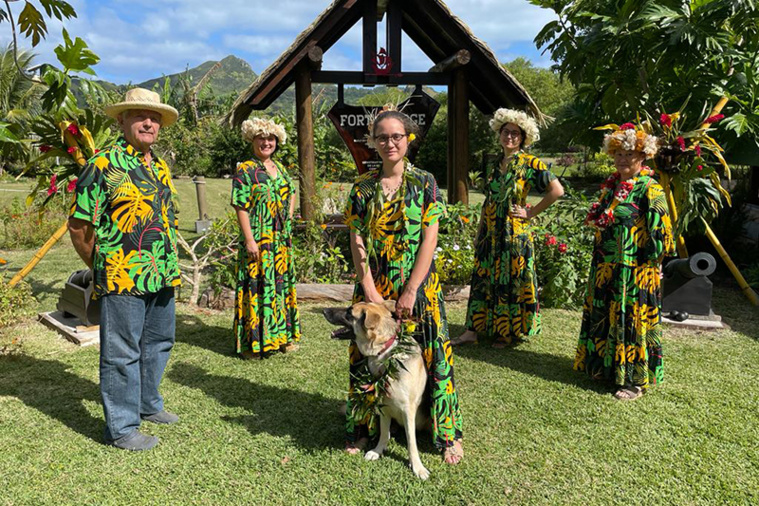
[
  {"left": 489, "top": 108, "right": 540, "bottom": 148},
  {"left": 600, "top": 122, "right": 658, "bottom": 158},
  {"left": 241, "top": 117, "right": 287, "bottom": 145}
]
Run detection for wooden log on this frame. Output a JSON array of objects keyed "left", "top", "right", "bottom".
[
  {"left": 362, "top": 0, "right": 377, "bottom": 76},
  {"left": 447, "top": 67, "right": 470, "bottom": 204},
  {"left": 429, "top": 50, "right": 471, "bottom": 74},
  {"left": 295, "top": 64, "right": 316, "bottom": 221},
  {"left": 386, "top": 0, "right": 402, "bottom": 72},
  {"left": 307, "top": 46, "right": 323, "bottom": 70}
]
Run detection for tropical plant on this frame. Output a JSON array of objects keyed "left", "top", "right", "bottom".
[
  {"left": 531, "top": 0, "right": 759, "bottom": 150},
  {"left": 0, "top": 45, "right": 45, "bottom": 171}
]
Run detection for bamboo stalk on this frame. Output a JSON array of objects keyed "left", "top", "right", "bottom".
[
  {"left": 704, "top": 222, "right": 759, "bottom": 306},
  {"left": 659, "top": 172, "right": 689, "bottom": 258},
  {"left": 9, "top": 221, "right": 69, "bottom": 287}
]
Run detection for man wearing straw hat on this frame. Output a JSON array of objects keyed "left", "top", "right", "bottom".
[{"left": 68, "top": 88, "right": 181, "bottom": 451}]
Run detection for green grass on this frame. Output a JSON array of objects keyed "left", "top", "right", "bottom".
[{"left": 1, "top": 239, "right": 758, "bottom": 504}]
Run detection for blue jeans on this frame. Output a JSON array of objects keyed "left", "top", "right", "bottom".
[{"left": 99, "top": 288, "right": 176, "bottom": 441}]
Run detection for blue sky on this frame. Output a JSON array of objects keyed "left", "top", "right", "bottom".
[{"left": 1, "top": 0, "right": 557, "bottom": 84}]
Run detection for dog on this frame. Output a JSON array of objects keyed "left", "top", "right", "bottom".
[{"left": 324, "top": 301, "right": 431, "bottom": 479}]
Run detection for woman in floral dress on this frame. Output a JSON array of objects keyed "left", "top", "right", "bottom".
[
  {"left": 575, "top": 122, "right": 674, "bottom": 400},
  {"left": 453, "top": 108, "right": 564, "bottom": 347},
  {"left": 231, "top": 117, "right": 300, "bottom": 359},
  {"left": 343, "top": 110, "right": 464, "bottom": 464}
]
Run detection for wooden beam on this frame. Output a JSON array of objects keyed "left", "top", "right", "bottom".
[
  {"left": 386, "top": 0, "right": 402, "bottom": 73},
  {"left": 295, "top": 63, "right": 316, "bottom": 221},
  {"left": 447, "top": 67, "right": 469, "bottom": 204},
  {"left": 311, "top": 70, "right": 450, "bottom": 85},
  {"left": 429, "top": 49, "right": 470, "bottom": 73},
  {"left": 363, "top": 0, "right": 377, "bottom": 75}
]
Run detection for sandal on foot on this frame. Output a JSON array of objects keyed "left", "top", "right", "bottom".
[
  {"left": 280, "top": 343, "right": 300, "bottom": 353},
  {"left": 443, "top": 440, "right": 464, "bottom": 465},
  {"left": 450, "top": 335, "right": 478, "bottom": 346},
  {"left": 614, "top": 386, "right": 644, "bottom": 401}
]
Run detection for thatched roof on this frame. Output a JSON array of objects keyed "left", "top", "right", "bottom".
[{"left": 227, "top": 0, "right": 541, "bottom": 126}]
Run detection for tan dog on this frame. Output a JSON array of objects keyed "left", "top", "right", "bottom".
[{"left": 324, "top": 301, "right": 431, "bottom": 479}]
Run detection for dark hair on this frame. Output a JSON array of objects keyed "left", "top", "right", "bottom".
[
  {"left": 500, "top": 123, "right": 527, "bottom": 149},
  {"left": 372, "top": 110, "right": 420, "bottom": 138}
]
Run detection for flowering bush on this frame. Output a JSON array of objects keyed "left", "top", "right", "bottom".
[
  {"left": 436, "top": 203, "right": 480, "bottom": 285},
  {"left": 533, "top": 185, "right": 595, "bottom": 309}
]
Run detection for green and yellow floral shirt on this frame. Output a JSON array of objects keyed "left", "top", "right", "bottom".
[{"left": 70, "top": 137, "right": 181, "bottom": 297}]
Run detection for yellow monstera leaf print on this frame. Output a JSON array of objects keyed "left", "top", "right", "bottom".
[{"left": 111, "top": 182, "right": 155, "bottom": 233}]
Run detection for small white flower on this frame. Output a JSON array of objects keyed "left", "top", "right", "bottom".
[
  {"left": 453, "top": 244, "right": 460, "bottom": 251},
  {"left": 433, "top": 254, "right": 438, "bottom": 260},
  {"left": 447, "top": 259, "right": 453, "bottom": 264},
  {"left": 466, "top": 245, "right": 472, "bottom": 250},
  {"left": 436, "top": 247, "right": 442, "bottom": 252}
]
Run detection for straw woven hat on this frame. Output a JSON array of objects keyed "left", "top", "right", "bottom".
[{"left": 105, "top": 88, "right": 179, "bottom": 127}]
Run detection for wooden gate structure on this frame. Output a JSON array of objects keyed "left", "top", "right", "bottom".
[{"left": 227, "top": 0, "right": 541, "bottom": 219}]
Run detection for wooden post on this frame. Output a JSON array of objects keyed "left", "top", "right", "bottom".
[
  {"left": 386, "top": 0, "right": 402, "bottom": 72},
  {"left": 447, "top": 67, "right": 469, "bottom": 204},
  {"left": 295, "top": 63, "right": 316, "bottom": 221}
]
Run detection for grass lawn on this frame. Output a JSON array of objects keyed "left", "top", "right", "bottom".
[
  {"left": 1, "top": 176, "right": 758, "bottom": 504},
  {"left": 1, "top": 236, "right": 758, "bottom": 504}
]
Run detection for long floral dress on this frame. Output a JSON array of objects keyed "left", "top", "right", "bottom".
[
  {"left": 464, "top": 151, "right": 556, "bottom": 345},
  {"left": 343, "top": 164, "right": 463, "bottom": 450},
  {"left": 231, "top": 158, "right": 301, "bottom": 355},
  {"left": 574, "top": 170, "right": 674, "bottom": 388}
]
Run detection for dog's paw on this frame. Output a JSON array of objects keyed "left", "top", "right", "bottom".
[
  {"left": 364, "top": 450, "right": 382, "bottom": 461},
  {"left": 412, "top": 464, "right": 430, "bottom": 480}
]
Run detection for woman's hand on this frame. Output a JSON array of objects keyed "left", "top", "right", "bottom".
[
  {"left": 366, "top": 290, "right": 385, "bottom": 304},
  {"left": 245, "top": 239, "right": 259, "bottom": 262},
  {"left": 509, "top": 204, "right": 530, "bottom": 219},
  {"left": 396, "top": 287, "right": 417, "bottom": 318}
]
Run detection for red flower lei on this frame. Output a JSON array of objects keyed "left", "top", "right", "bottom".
[{"left": 585, "top": 167, "right": 653, "bottom": 230}]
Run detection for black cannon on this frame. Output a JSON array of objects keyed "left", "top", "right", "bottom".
[
  {"left": 57, "top": 269, "right": 100, "bottom": 326},
  {"left": 662, "top": 252, "right": 717, "bottom": 318}
]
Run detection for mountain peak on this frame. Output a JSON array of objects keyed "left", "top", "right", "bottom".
[{"left": 136, "top": 55, "right": 257, "bottom": 96}]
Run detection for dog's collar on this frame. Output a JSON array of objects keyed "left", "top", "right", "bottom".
[{"left": 379, "top": 334, "right": 397, "bottom": 357}]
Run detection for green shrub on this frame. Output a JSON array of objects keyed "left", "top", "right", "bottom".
[
  {"left": 0, "top": 195, "right": 69, "bottom": 249},
  {"left": 0, "top": 279, "right": 36, "bottom": 329},
  {"left": 436, "top": 203, "right": 481, "bottom": 285},
  {"left": 532, "top": 185, "right": 595, "bottom": 309}
]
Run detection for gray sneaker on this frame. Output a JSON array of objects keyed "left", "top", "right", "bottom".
[
  {"left": 141, "top": 410, "right": 179, "bottom": 424},
  {"left": 110, "top": 430, "right": 159, "bottom": 451}
]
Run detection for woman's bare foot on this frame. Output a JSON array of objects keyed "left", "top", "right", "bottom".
[
  {"left": 443, "top": 440, "right": 464, "bottom": 464},
  {"left": 450, "top": 330, "right": 478, "bottom": 346},
  {"left": 344, "top": 437, "right": 369, "bottom": 455},
  {"left": 280, "top": 343, "right": 299, "bottom": 353},
  {"left": 240, "top": 350, "right": 260, "bottom": 360}
]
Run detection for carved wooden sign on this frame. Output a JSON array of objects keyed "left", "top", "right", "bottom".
[{"left": 327, "top": 90, "right": 440, "bottom": 174}]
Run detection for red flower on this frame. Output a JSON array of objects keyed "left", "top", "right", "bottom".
[
  {"left": 619, "top": 122, "right": 636, "bottom": 131},
  {"left": 47, "top": 174, "right": 58, "bottom": 196},
  {"left": 676, "top": 136, "right": 686, "bottom": 151},
  {"left": 660, "top": 113, "right": 672, "bottom": 127},
  {"left": 705, "top": 114, "right": 724, "bottom": 124},
  {"left": 558, "top": 243, "right": 568, "bottom": 254},
  {"left": 546, "top": 235, "right": 557, "bottom": 246},
  {"left": 695, "top": 145, "right": 702, "bottom": 157},
  {"left": 39, "top": 145, "right": 52, "bottom": 153},
  {"left": 697, "top": 165, "right": 703, "bottom": 172},
  {"left": 66, "top": 123, "right": 80, "bottom": 136},
  {"left": 67, "top": 178, "right": 78, "bottom": 192},
  {"left": 67, "top": 146, "right": 77, "bottom": 155}
]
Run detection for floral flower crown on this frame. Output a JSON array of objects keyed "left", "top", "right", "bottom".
[
  {"left": 598, "top": 122, "right": 658, "bottom": 158},
  {"left": 489, "top": 108, "right": 540, "bottom": 148},
  {"left": 241, "top": 117, "right": 287, "bottom": 144}
]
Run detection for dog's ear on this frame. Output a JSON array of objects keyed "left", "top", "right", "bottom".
[
  {"left": 364, "top": 310, "right": 381, "bottom": 330},
  {"left": 382, "top": 300, "right": 397, "bottom": 315}
]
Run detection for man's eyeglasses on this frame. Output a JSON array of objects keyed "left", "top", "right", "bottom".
[
  {"left": 501, "top": 129, "right": 522, "bottom": 138},
  {"left": 374, "top": 133, "right": 407, "bottom": 146}
]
